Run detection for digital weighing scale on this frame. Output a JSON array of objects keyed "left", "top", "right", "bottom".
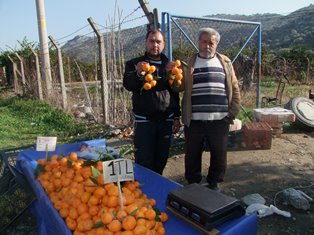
[{"left": 166, "top": 183, "right": 245, "bottom": 234}]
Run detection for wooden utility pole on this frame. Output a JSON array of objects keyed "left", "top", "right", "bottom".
[
  {"left": 29, "top": 47, "right": 43, "bottom": 100},
  {"left": 48, "top": 36, "right": 68, "bottom": 110},
  {"left": 35, "top": 0, "right": 52, "bottom": 97},
  {"left": 15, "top": 53, "right": 26, "bottom": 95},
  {"left": 88, "top": 17, "right": 109, "bottom": 124},
  {"left": 138, "top": 0, "right": 160, "bottom": 30}
]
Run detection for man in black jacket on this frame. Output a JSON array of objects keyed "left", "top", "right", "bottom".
[{"left": 123, "top": 30, "right": 181, "bottom": 175}]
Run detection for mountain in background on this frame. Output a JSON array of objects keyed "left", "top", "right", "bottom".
[{"left": 62, "top": 4, "right": 314, "bottom": 62}]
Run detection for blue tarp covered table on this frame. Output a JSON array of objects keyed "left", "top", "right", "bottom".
[{"left": 16, "top": 139, "right": 257, "bottom": 235}]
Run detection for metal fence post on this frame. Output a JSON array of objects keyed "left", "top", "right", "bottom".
[
  {"left": 48, "top": 36, "right": 68, "bottom": 110},
  {"left": 88, "top": 17, "right": 109, "bottom": 124},
  {"left": 29, "top": 47, "right": 43, "bottom": 100},
  {"left": 14, "top": 53, "right": 26, "bottom": 95}
]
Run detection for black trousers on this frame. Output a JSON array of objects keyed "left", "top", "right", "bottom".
[
  {"left": 134, "top": 120, "right": 173, "bottom": 175},
  {"left": 184, "top": 119, "right": 229, "bottom": 185}
]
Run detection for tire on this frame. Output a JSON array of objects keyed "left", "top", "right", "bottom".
[{"left": 285, "top": 97, "right": 314, "bottom": 132}]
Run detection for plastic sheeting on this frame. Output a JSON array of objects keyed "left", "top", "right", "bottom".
[{"left": 16, "top": 139, "right": 257, "bottom": 235}]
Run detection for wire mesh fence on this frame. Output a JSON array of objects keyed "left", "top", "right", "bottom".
[{"left": 163, "top": 13, "right": 261, "bottom": 97}]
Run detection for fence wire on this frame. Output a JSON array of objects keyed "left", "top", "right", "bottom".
[{"left": 7, "top": 13, "right": 262, "bottom": 126}]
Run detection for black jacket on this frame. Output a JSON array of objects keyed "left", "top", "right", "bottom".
[{"left": 123, "top": 52, "right": 181, "bottom": 120}]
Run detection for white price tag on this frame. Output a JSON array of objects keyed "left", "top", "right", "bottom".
[
  {"left": 36, "top": 137, "right": 57, "bottom": 151},
  {"left": 103, "top": 159, "right": 134, "bottom": 184}
]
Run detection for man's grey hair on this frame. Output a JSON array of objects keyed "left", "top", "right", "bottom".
[{"left": 198, "top": 27, "right": 220, "bottom": 43}]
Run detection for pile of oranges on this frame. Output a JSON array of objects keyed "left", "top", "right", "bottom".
[
  {"left": 168, "top": 60, "right": 183, "bottom": 88},
  {"left": 36, "top": 152, "right": 168, "bottom": 235},
  {"left": 142, "top": 63, "right": 158, "bottom": 91}
]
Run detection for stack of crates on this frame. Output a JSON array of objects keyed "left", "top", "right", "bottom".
[{"left": 0, "top": 149, "right": 37, "bottom": 234}]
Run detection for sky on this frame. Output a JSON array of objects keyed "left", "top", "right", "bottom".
[{"left": 0, "top": 0, "right": 313, "bottom": 50}]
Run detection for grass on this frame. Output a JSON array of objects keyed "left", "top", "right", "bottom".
[{"left": 0, "top": 94, "right": 86, "bottom": 150}]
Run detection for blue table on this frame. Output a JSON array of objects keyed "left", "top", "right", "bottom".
[{"left": 16, "top": 139, "right": 257, "bottom": 235}]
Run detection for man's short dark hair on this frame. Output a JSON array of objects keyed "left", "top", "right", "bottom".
[{"left": 145, "top": 29, "right": 165, "bottom": 41}]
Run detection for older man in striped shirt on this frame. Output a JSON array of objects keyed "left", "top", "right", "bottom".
[{"left": 180, "top": 28, "right": 241, "bottom": 190}]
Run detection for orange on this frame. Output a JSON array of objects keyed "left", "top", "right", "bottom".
[
  {"left": 168, "top": 79, "right": 174, "bottom": 85},
  {"left": 101, "top": 212, "right": 114, "bottom": 224},
  {"left": 97, "top": 174, "right": 104, "bottom": 185},
  {"left": 142, "top": 63, "right": 150, "bottom": 73},
  {"left": 73, "top": 162, "right": 82, "bottom": 171},
  {"left": 135, "top": 211, "right": 144, "bottom": 219},
  {"left": 156, "top": 226, "right": 165, "bottom": 235},
  {"left": 88, "top": 195, "right": 100, "bottom": 206},
  {"left": 171, "top": 67, "right": 180, "bottom": 75},
  {"left": 124, "top": 194, "right": 135, "bottom": 206},
  {"left": 108, "top": 185, "right": 119, "bottom": 197},
  {"left": 176, "top": 80, "right": 182, "bottom": 86},
  {"left": 77, "top": 203, "right": 88, "bottom": 214},
  {"left": 78, "top": 212, "right": 92, "bottom": 222},
  {"left": 71, "top": 197, "right": 81, "bottom": 207},
  {"left": 94, "top": 187, "right": 106, "bottom": 198},
  {"left": 174, "top": 60, "right": 181, "bottom": 67},
  {"left": 145, "top": 74, "right": 153, "bottom": 82},
  {"left": 88, "top": 205, "right": 99, "bottom": 216},
  {"left": 149, "top": 199, "right": 156, "bottom": 207},
  {"left": 136, "top": 218, "right": 146, "bottom": 226},
  {"left": 149, "top": 65, "right": 156, "bottom": 74},
  {"left": 65, "top": 169, "right": 75, "bottom": 179},
  {"left": 107, "top": 196, "right": 119, "bottom": 208},
  {"left": 121, "top": 231, "right": 134, "bottom": 235},
  {"left": 108, "top": 220, "right": 122, "bottom": 233},
  {"left": 81, "top": 192, "right": 91, "bottom": 203},
  {"left": 159, "top": 212, "right": 168, "bottom": 222},
  {"left": 125, "top": 182, "right": 136, "bottom": 192},
  {"left": 59, "top": 157, "right": 68, "bottom": 166},
  {"left": 133, "top": 225, "right": 147, "bottom": 235},
  {"left": 82, "top": 219, "right": 94, "bottom": 232},
  {"left": 144, "top": 209, "right": 156, "bottom": 220},
  {"left": 133, "top": 189, "right": 142, "bottom": 199},
  {"left": 69, "top": 152, "right": 78, "bottom": 161},
  {"left": 122, "top": 216, "right": 136, "bottom": 231},
  {"left": 74, "top": 174, "right": 84, "bottom": 183},
  {"left": 143, "top": 83, "right": 152, "bottom": 90},
  {"left": 150, "top": 80, "right": 157, "bottom": 87},
  {"left": 96, "top": 161, "right": 103, "bottom": 171},
  {"left": 51, "top": 154, "right": 58, "bottom": 161},
  {"left": 66, "top": 217, "right": 77, "bottom": 231},
  {"left": 69, "top": 208, "right": 79, "bottom": 220},
  {"left": 175, "top": 73, "right": 183, "bottom": 80},
  {"left": 37, "top": 159, "right": 46, "bottom": 166},
  {"left": 126, "top": 204, "right": 138, "bottom": 215},
  {"left": 59, "top": 208, "right": 69, "bottom": 218},
  {"left": 145, "top": 220, "right": 156, "bottom": 230},
  {"left": 95, "top": 227, "right": 108, "bottom": 235},
  {"left": 116, "top": 210, "right": 127, "bottom": 219}
]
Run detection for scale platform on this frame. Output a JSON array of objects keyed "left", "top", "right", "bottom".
[{"left": 166, "top": 183, "right": 245, "bottom": 234}]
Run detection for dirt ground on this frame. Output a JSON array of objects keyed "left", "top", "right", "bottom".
[
  {"left": 108, "top": 128, "right": 314, "bottom": 235},
  {"left": 154, "top": 130, "right": 314, "bottom": 235}
]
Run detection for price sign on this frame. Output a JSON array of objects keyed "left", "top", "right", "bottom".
[
  {"left": 103, "top": 159, "right": 134, "bottom": 184},
  {"left": 36, "top": 137, "right": 57, "bottom": 151}
]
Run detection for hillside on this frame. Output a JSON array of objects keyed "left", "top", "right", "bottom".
[{"left": 62, "top": 4, "right": 314, "bottom": 62}]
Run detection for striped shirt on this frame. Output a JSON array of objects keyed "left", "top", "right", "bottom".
[{"left": 191, "top": 55, "right": 228, "bottom": 120}]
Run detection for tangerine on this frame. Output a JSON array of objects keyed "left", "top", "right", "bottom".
[{"left": 143, "top": 83, "right": 152, "bottom": 90}]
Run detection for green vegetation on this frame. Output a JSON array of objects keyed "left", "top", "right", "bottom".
[{"left": 0, "top": 95, "right": 85, "bottom": 150}]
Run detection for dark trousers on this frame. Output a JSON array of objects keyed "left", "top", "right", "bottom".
[
  {"left": 184, "top": 119, "right": 229, "bottom": 184},
  {"left": 134, "top": 120, "right": 173, "bottom": 175}
]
